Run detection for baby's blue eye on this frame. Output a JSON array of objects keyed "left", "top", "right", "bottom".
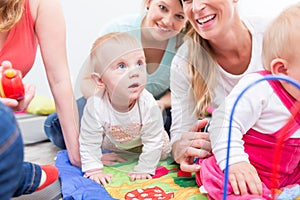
[
  {"left": 117, "top": 63, "right": 127, "bottom": 70},
  {"left": 136, "top": 62, "right": 144, "bottom": 68}
]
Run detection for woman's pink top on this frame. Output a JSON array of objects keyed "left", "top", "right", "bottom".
[{"left": 0, "top": 0, "right": 37, "bottom": 77}]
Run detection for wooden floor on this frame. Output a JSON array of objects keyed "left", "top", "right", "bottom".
[{"left": 24, "top": 140, "right": 61, "bottom": 165}]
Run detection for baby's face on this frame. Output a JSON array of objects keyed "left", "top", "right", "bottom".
[
  {"left": 284, "top": 60, "right": 300, "bottom": 100},
  {"left": 282, "top": 33, "right": 300, "bottom": 99},
  {"left": 101, "top": 49, "right": 147, "bottom": 107}
]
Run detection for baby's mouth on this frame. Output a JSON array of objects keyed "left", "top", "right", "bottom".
[{"left": 128, "top": 83, "right": 140, "bottom": 88}]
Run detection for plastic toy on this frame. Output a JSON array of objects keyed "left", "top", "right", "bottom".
[{"left": 0, "top": 61, "right": 25, "bottom": 100}]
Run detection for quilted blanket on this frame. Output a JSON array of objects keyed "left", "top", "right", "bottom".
[
  {"left": 55, "top": 150, "right": 207, "bottom": 200},
  {"left": 56, "top": 150, "right": 300, "bottom": 200}
]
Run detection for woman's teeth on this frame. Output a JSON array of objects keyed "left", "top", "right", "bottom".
[{"left": 197, "top": 14, "right": 215, "bottom": 25}]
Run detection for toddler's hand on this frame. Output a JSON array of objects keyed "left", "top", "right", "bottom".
[
  {"left": 229, "top": 162, "right": 262, "bottom": 196},
  {"left": 87, "top": 170, "right": 113, "bottom": 187},
  {"left": 128, "top": 171, "right": 152, "bottom": 181}
]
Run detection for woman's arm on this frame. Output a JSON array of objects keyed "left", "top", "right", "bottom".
[
  {"left": 170, "top": 46, "right": 198, "bottom": 144},
  {"left": 170, "top": 44, "right": 211, "bottom": 170},
  {"left": 34, "top": 0, "right": 80, "bottom": 167}
]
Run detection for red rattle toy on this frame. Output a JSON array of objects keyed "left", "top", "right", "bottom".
[{"left": 0, "top": 61, "right": 25, "bottom": 100}]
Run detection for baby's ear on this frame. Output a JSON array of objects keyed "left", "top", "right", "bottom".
[
  {"left": 270, "top": 58, "right": 288, "bottom": 76},
  {"left": 91, "top": 72, "right": 105, "bottom": 88}
]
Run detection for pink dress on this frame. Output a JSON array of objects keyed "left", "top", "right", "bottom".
[
  {"left": 0, "top": 0, "right": 37, "bottom": 77},
  {"left": 196, "top": 71, "right": 300, "bottom": 200}
]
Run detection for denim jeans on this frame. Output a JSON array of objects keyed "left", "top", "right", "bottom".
[
  {"left": 0, "top": 102, "right": 41, "bottom": 199},
  {"left": 44, "top": 96, "right": 87, "bottom": 149},
  {"left": 162, "top": 107, "right": 172, "bottom": 135}
]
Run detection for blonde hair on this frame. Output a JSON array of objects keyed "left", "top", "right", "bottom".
[
  {"left": 89, "top": 32, "right": 143, "bottom": 76},
  {"left": 90, "top": 32, "right": 119, "bottom": 53},
  {"left": 0, "top": 0, "right": 25, "bottom": 32},
  {"left": 262, "top": 3, "right": 300, "bottom": 70},
  {"left": 184, "top": 27, "right": 217, "bottom": 118}
]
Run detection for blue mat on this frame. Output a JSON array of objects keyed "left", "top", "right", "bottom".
[{"left": 55, "top": 150, "right": 116, "bottom": 200}]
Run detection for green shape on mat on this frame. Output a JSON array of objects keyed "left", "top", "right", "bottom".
[
  {"left": 173, "top": 175, "right": 198, "bottom": 187},
  {"left": 187, "top": 194, "right": 208, "bottom": 200}
]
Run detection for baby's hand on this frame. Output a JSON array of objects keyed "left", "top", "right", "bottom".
[
  {"left": 229, "top": 162, "right": 262, "bottom": 196},
  {"left": 128, "top": 171, "right": 152, "bottom": 181},
  {"left": 87, "top": 170, "right": 113, "bottom": 186}
]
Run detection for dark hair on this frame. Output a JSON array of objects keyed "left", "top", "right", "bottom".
[{"left": 179, "top": 0, "right": 182, "bottom": 6}]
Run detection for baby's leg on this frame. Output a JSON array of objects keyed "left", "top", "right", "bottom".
[
  {"left": 102, "top": 136, "right": 124, "bottom": 153},
  {"left": 280, "top": 164, "right": 300, "bottom": 187},
  {"left": 160, "top": 130, "right": 171, "bottom": 160},
  {"left": 200, "top": 156, "right": 271, "bottom": 200}
]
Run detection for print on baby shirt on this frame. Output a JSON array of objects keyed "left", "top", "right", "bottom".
[{"left": 104, "top": 122, "right": 142, "bottom": 144}]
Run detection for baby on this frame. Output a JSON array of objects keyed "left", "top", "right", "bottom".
[
  {"left": 196, "top": 3, "right": 300, "bottom": 199},
  {"left": 79, "top": 32, "right": 171, "bottom": 186}
]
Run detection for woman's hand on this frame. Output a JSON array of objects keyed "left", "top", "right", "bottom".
[
  {"left": 156, "top": 91, "right": 171, "bottom": 112},
  {"left": 172, "top": 119, "right": 212, "bottom": 172},
  {"left": 0, "top": 83, "right": 35, "bottom": 111},
  {"left": 0, "top": 60, "right": 34, "bottom": 111},
  {"left": 156, "top": 100, "right": 166, "bottom": 112}
]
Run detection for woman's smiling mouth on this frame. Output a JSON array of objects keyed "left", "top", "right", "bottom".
[{"left": 197, "top": 14, "right": 216, "bottom": 25}]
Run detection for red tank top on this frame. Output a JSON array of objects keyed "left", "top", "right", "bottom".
[{"left": 0, "top": 0, "right": 38, "bottom": 77}]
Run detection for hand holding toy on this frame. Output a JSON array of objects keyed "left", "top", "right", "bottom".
[{"left": 0, "top": 61, "right": 25, "bottom": 100}]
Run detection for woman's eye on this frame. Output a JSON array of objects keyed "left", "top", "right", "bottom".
[
  {"left": 159, "top": 5, "right": 167, "bottom": 12},
  {"left": 176, "top": 14, "right": 185, "bottom": 20}
]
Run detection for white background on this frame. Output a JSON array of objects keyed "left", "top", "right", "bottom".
[{"left": 24, "top": 0, "right": 300, "bottom": 98}]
